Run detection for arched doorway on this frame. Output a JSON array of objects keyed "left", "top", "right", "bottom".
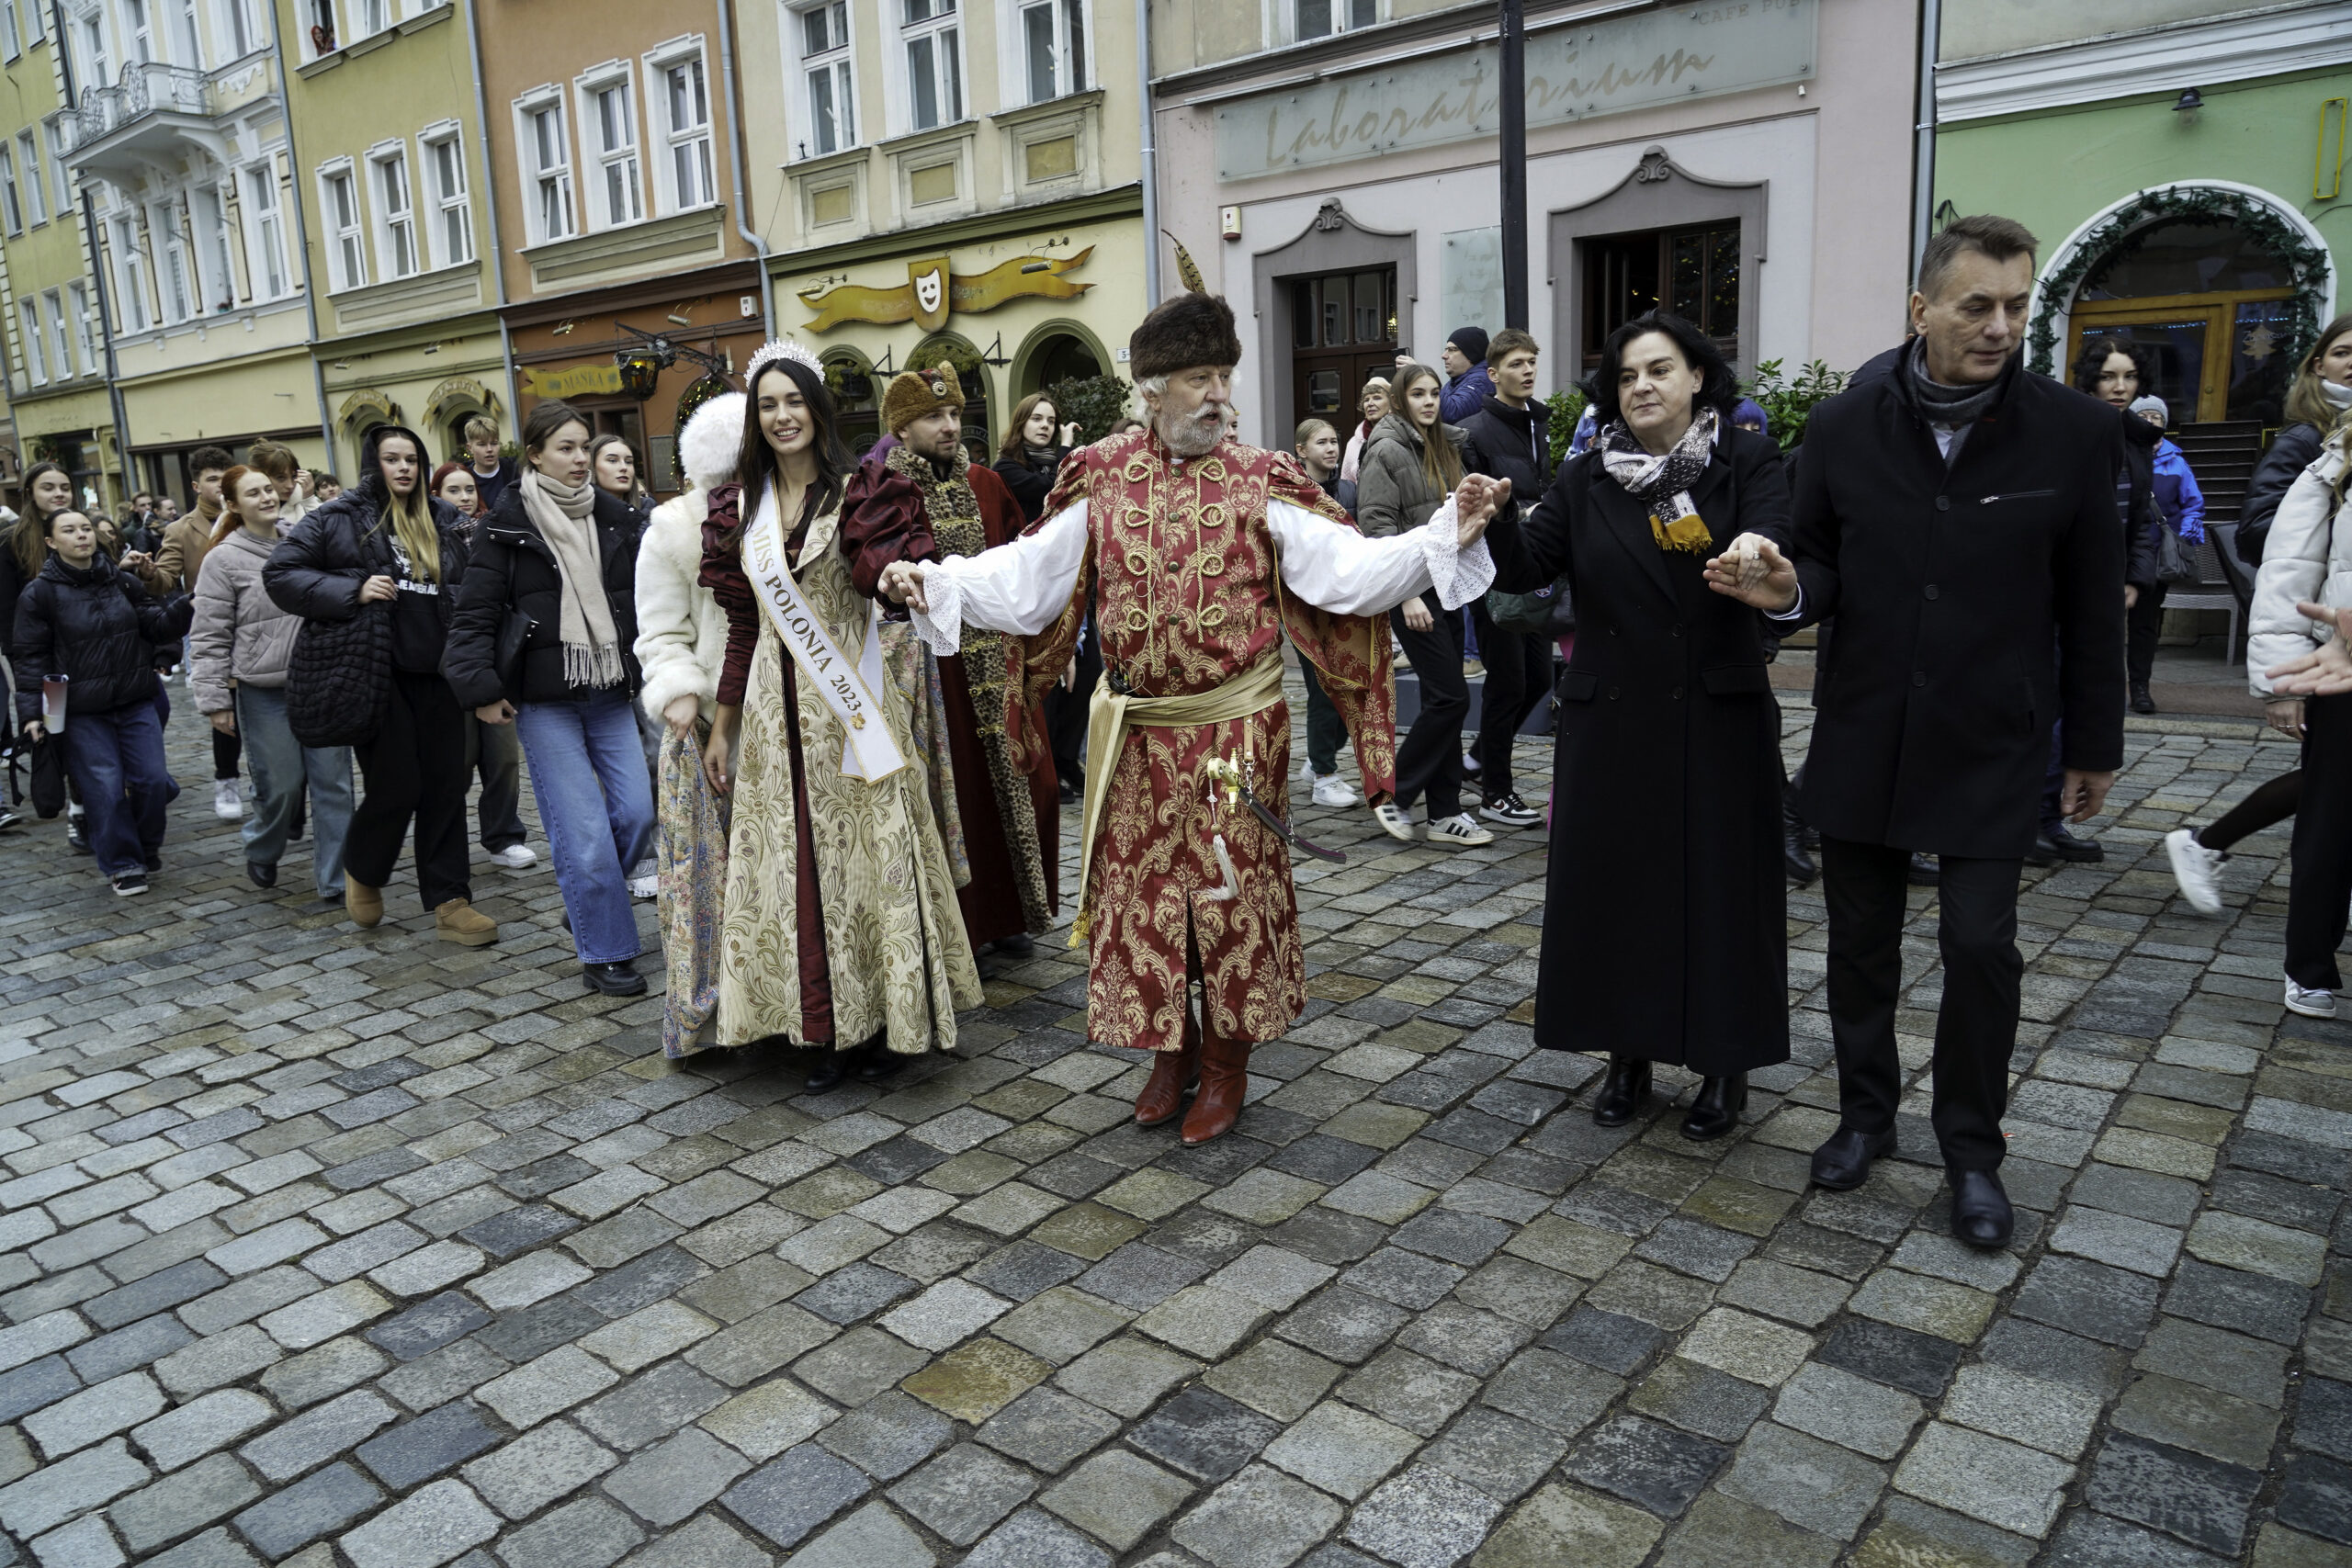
[
  {"left": 2048, "top": 188, "right": 2334, "bottom": 426},
  {"left": 1017, "top": 328, "right": 1102, "bottom": 397}
]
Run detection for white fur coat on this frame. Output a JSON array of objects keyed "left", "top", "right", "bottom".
[{"left": 632, "top": 392, "right": 741, "bottom": 723}]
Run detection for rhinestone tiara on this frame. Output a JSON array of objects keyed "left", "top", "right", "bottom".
[{"left": 744, "top": 336, "right": 822, "bottom": 384}]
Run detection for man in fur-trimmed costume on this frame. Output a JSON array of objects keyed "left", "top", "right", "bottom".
[
  {"left": 876, "top": 276, "right": 1502, "bottom": 1144},
  {"left": 842, "top": 364, "right": 1060, "bottom": 956}
]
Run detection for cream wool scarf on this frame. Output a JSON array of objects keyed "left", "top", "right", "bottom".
[{"left": 520, "top": 469, "right": 627, "bottom": 689}]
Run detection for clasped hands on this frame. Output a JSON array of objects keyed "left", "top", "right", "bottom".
[
  {"left": 876, "top": 559, "right": 931, "bottom": 615},
  {"left": 1702, "top": 534, "right": 1800, "bottom": 614}
]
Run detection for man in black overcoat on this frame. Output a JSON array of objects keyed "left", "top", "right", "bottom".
[{"left": 1704, "top": 215, "right": 2126, "bottom": 1248}]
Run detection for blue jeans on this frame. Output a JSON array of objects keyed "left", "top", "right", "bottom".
[
  {"left": 62, "top": 702, "right": 172, "bottom": 877},
  {"left": 237, "top": 683, "right": 355, "bottom": 899},
  {"left": 515, "top": 690, "right": 656, "bottom": 964}
]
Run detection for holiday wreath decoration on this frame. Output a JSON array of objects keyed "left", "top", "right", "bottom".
[{"left": 2026, "top": 186, "right": 2333, "bottom": 378}]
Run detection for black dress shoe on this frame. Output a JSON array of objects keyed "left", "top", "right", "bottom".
[
  {"left": 2130, "top": 682, "right": 2156, "bottom": 716},
  {"left": 993, "top": 933, "right": 1035, "bottom": 960},
  {"left": 1906, "top": 852, "right": 1939, "bottom": 886},
  {"left": 1811, "top": 1127, "right": 1897, "bottom": 1190},
  {"left": 2037, "top": 822, "right": 2104, "bottom": 863},
  {"left": 855, "top": 1045, "right": 901, "bottom": 1082},
  {"left": 247, "top": 860, "right": 277, "bottom": 889},
  {"left": 1592, "top": 1055, "right": 1650, "bottom": 1127},
  {"left": 582, "top": 960, "right": 647, "bottom": 997},
  {"left": 1951, "top": 1168, "right": 2014, "bottom": 1248},
  {"left": 805, "top": 1052, "right": 849, "bottom": 1094},
  {"left": 1681, "top": 1075, "right": 1747, "bottom": 1141},
  {"left": 1782, "top": 792, "right": 1815, "bottom": 885}
]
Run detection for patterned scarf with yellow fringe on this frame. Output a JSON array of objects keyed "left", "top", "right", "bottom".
[{"left": 1598, "top": 405, "right": 1720, "bottom": 553}]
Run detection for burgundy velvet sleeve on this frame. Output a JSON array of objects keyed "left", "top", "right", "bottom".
[
  {"left": 696, "top": 484, "right": 761, "bottom": 706},
  {"left": 841, "top": 460, "right": 941, "bottom": 597}
]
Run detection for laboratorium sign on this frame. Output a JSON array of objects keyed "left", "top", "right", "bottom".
[{"left": 1214, "top": 0, "right": 1816, "bottom": 181}]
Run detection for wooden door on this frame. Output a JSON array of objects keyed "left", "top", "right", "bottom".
[
  {"left": 2069, "top": 288, "right": 2294, "bottom": 424},
  {"left": 1288, "top": 268, "right": 1396, "bottom": 440}
]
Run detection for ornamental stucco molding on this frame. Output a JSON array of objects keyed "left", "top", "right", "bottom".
[{"left": 1936, "top": 3, "right": 2352, "bottom": 123}]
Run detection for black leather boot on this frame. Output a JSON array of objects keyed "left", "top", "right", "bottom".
[
  {"left": 1782, "top": 792, "right": 1816, "bottom": 886},
  {"left": 2130, "top": 682, "right": 2155, "bottom": 716},
  {"left": 806, "top": 1050, "right": 851, "bottom": 1094},
  {"left": 1592, "top": 1056, "right": 1650, "bottom": 1127},
  {"left": 1681, "top": 1076, "right": 1747, "bottom": 1141}
]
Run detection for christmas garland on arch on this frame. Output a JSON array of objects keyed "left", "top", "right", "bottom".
[{"left": 2025, "top": 186, "right": 2331, "bottom": 378}]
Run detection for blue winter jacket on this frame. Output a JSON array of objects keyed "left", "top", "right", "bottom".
[{"left": 2151, "top": 438, "right": 2206, "bottom": 544}]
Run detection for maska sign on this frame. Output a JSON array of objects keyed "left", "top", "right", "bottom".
[{"left": 1214, "top": 0, "right": 1816, "bottom": 181}]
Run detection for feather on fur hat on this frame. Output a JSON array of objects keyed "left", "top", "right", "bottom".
[
  {"left": 883, "top": 363, "right": 966, "bottom": 435},
  {"left": 1130, "top": 231, "right": 1242, "bottom": 379}
]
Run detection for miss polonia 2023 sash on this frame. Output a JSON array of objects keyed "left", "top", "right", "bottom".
[{"left": 741, "top": 486, "right": 906, "bottom": 782}]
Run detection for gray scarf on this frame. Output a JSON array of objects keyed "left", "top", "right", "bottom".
[
  {"left": 519, "top": 469, "right": 626, "bottom": 689},
  {"left": 1906, "top": 339, "right": 2007, "bottom": 432}
]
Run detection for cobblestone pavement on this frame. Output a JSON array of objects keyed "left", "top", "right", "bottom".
[{"left": 4, "top": 683, "right": 2352, "bottom": 1568}]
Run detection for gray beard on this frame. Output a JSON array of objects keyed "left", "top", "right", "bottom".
[{"left": 1158, "top": 407, "right": 1224, "bottom": 457}]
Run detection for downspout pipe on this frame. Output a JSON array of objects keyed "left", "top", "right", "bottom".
[
  {"left": 1911, "top": 0, "right": 1941, "bottom": 282},
  {"left": 255, "top": 5, "right": 333, "bottom": 461},
  {"left": 1137, "top": 0, "right": 1159, "bottom": 306},
  {"left": 461, "top": 0, "right": 521, "bottom": 436},
  {"left": 51, "top": 1, "right": 131, "bottom": 504},
  {"left": 716, "top": 0, "right": 775, "bottom": 342}
]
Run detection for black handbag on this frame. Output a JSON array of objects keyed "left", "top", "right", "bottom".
[
  {"left": 2154, "top": 520, "right": 2198, "bottom": 585},
  {"left": 28, "top": 732, "right": 65, "bottom": 818},
  {"left": 287, "top": 601, "right": 392, "bottom": 748},
  {"left": 494, "top": 607, "right": 537, "bottom": 698}
]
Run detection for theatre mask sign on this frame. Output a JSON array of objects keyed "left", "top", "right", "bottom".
[{"left": 1215, "top": 0, "right": 1816, "bottom": 181}]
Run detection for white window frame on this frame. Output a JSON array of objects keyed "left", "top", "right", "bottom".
[
  {"left": 217, "top": 0, "right": 258, "bottom": 58},
  {"left": 368, "top": 141, "right": 419, "bottom": 279},
  {"left": 155, "top": 197, "right": 195, "bottom": 322},
  {"left": 124, "top": 0, "right": 156, "bottom": 64},
  {"left": 420, "top": 121, "right": 471, "bottom": 267},
  {"left": 67, "top": 282, "right": 94, "bottom": 372},
  {"left": 45, "top": 120, "right": 73, "bottom": 215},
  {"left": 44, "top": 288, "right": 74, "bottom": 378},
  {"left": 1011, "top": 0, "right": 1088, "bottom": 107},
  {"left": 788, "top": 1, "right": 856, "bottom": 162},
  {"left": 0, "top": 143, "right": 23, "bottom": 236},
  {"left": 113, "top": 215, "right": 151, "bottom": 333},
  {"left": 646, "top": 38, "right": 715, "bottom": 215},
  {"left": 514, "top": 88, "right": 576, "bottom": 244},
  {"left": 243, "top": 160, "right": 288, "bottom": 299},
  {"left": 318, "top": 159, "right": 367, "bottom": 291},
  {"left": 574, "top": 62, "right": 643, "bottom": 231},
  {"left": 190, "top": 181, "right": 232, "bottom": 310},
  {"left": 20, "top": 0, "right": 40, "bottom": 42},
  {"left": 18, "top": 131, "right": 45, "bottom": 226},
  {"left": 78, "top": 12, "right": 108, "bottom": 95},
  {"left": 172, "top": 0, "right": 201, "bottom": 65},
  {"left": 897, "top": 0, "right": 965, "bottom": 136},
  {"left": 355, "top": 0, "right": 390, "bottom": 39},
  {"left": 2, "top": 2, "right": 21, "bottom": 62},
  {"left": 1292, "top": 0, "right": 1378, "bottom": 42},
  {"left": 18, "top": 298, "right": 47, "bottom": 386}
]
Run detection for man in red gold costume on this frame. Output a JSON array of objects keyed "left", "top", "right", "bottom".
[
  {"left": 845, "top": 364, "right": 1059, "bottom": 956},
  {"left": 878, "top": 284, "right": 1501, "bottom": 1143}
]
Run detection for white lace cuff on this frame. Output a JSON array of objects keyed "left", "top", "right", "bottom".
[
  {"left": 1419, "top": 499, "right": 1497, "bottom": 611},
  {"left": 909, "top": 564, "right": 964, "bottom": 656}
]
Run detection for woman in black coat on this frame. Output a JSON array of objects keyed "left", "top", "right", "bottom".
[
  {"left": 445, "top": 400, "right": 653, "bottom": 997},
  {"left": 992, "top": 391, "right": 1076, "bottom": 525},
  {"left": 1482, "top": 310, "right": 1792, "bottom": 1139},
  {"left": 266, "top": 423, "right": 490, "bottom": 943},
  {"left": 13, "top": 508, "right": 192, "bottom": 893}
]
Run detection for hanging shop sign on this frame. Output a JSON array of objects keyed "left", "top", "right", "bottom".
[
  {"left": 1214, "top": 0, "right": 1817, "bottom": 180},
  {"left": 523, "top": 364, "right": 628, "bottom": 399},
  {"left": 800, "top": 248, "right": 1096, "bottom": 333}
]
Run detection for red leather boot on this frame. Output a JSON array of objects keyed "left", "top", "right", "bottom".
[
  {"left": 1134, "top": 1013, "right": 1201, "bottom": 1126},
  {"left": 1182, "top": 1024, "right": 1250, "bottom": 1145}
]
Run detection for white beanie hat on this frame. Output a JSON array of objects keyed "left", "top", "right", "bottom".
[{"left": 2129, "top": 394, "right": 2168, "bottom": 425}]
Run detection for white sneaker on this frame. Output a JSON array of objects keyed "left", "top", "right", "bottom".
[
  {"left": 628, "top": 874, "right": 659, "bottom": 900},
  {"left": 212, "top": 780, "right": 243, "bottom": 820},
  {"left": 490, "top": 844, "right": 537, "bottom": 868},
  {"left": 2286, "top": 978, "right": 2338, "bottom": 1019},
  {"left": 1311, "top": 773, "right": 1358, "bottom": 808},
  {"left": 1300, "top": 758, "right": 1316, "bottom": 784},
  {"left": 2164, "top": 829, "right": 2225, "bottom": 916},
  {"left": 1373, "top": 802, "right": 1417, "bottom": 841},
  {"left": 1428, "top": 813, "right": 1496, "bottom": 848}
]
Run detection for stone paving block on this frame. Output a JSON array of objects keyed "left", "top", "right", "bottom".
[
  {"left": 2275, "top": 1452, "right": 2352, "bottom": 1553},
  {"left": 2083, "top": 1431, "right": 2264, "bottom": 1557},
  {"left": 30, "top": 1512, "right": 130, "bottom": 1568},
  {"left": 1715, "top": 1419, "right": 1886, "bottom": 1540},
  {"left": 1627, "top": 1356, "right": 1769, "bottom": 1444},
  {"left": 780, "top": 1500, "right": 934, "bottom": 1568},
  {"left": 337, "top": 1477, "right": 499, "bottom": 1568},
  {"left": 696, "top": 1375, "right": 836, "bottom": 1461},
  {"left": 1847, "top": 1269, "right": 1996, "bottom": 1344},
  {"left": 975, "top": 1384, "right": 1123, "bottom": 1473},
  {"left": 2051, "top": 1207, "right": 2186, "bottom": 1276},
  {"left": 492, "top": 1495, "right": 642, "bottom": 1568},
  {"left": 718, "top": 1444, "right": 872, "bottom": 1552},
  {"left": 476, "top": 1345, "right": 618, "bottom": 1429},
  {"left": 886, "top": 1441, "right": 1037, "bottom": 1545},
  {"left": 992, "top": 1287, "right": 1131, "bottom": 1365},
  {"left": 2111, "top": 1371, "right": 2283, "bottom": 1469},
  {"left": 814, "top": 1389, "right": 954, "bottom": 1481},
  {"left": 876, "top": 1278, "right": 1012, "bottom": 1352},
  {"left": 1943, "top": 1362, "right": 2105, "bottom": 1459},
  {"left": 352, "top": 1402, "right": 503, "bottom": 1489},
  {"left": 240, "top": 1389, "right": 399, "bottom": 1482},
  {"left": 1564, "top": 1415, "right": 1728, "bottom": 1519},
  {"left": 21, "top": 1371, "right": 166, "bottom": 1458},
  {"left": 2135, "top": 1316, "right": 2290, "bottom": 1406},
  {"left": 1054, "top": 1335, "right": 1200, "bottom": 1418},
  {"left": 2184, "top": 1209, "right": 2328, "bottom": 1285},
  {"left": 961, "top": 1507, "right": 1113, "bottom": 1568},
  {"left": 599, "top": 1427, "right": 750, "bottom": 1528},
  {"left": 611, "top": 1513, "right": 770, "bottom": 1568},
  {"left": 460, "top": 1420, "right": 616, "bottom": 1520},
  {"left": 1262, "top": 1400, "right": 1420, "bottom": 1501},
  {"left": 1470, "top": 1481, "right": 1661, "bottom": 1568},
  {"left": 228, "top": 1461, "right": 383, "bottom": 1560},
  {"left": 66, "top": 1315, "right": 196, "bottom": 1385},
  {"left": 791, "top": 1326, "right": 928, "bottom": 1406},
  {"left": 265, "top": 1338, "right": 390, "bottom": 1414},
  {"left": 109, "top": 1452, "right": 262, "bottom": 1554},
  {"left": 1895, "top": 1422, "right": 2074, "bottom": 1540},
  {"left": 898, "top": 1336, "right": 1050, "bottom": 1424},
  {"left": 130, "top": 1387, "right": 277, "bottom": 1472},
  {"left": 366, "top": 1293, "right": 494, "bottom": 1362},
  {"left": 2042, "top": 1509, "right": 2230, "bottom": 1567}
]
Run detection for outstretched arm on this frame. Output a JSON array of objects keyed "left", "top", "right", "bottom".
[
  {"left": 876, "top": 501, "right": 1090, "bottom": 652},
  {"left": 1272, "top": 474, "right": 1502, "bottom": 616}
]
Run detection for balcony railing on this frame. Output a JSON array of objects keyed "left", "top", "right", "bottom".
[{"left": 68, "top": 62, "right": 210, "bottom": 152}]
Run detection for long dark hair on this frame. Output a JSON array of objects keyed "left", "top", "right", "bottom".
[
  {"left": 998, "top": 392, "right": 1057, "bottom": 462},
  {"left": 1583, "top": 310, "right": 1738, "bottom": 431},
  {"left": 10, "top": 461, "right": 72, "bottom": 578},
  {"left": 733, "top": 359, "right": 849, "bottom": 546},
  {"left": 2072, "top": 334, "right": 2150, "bottom": 398}
]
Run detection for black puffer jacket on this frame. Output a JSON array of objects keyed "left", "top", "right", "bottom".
[
  {"left": 2237, "top": 422, "right": 2325, "bottom": 566},
  {"left": 11, "top": 552, "right": 191, "bottom": 721},
  {"left": 264, "top": 485, "right": 470, "bottom": 637},
  {"left": 444, "top": 479, "right": 644, "bottom": 708},
  {"left": 994, "top": 446, "right": 1070, "bottom": 525}
]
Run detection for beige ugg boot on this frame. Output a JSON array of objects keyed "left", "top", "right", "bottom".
[
  {"left": 345, "top": 874, "right": 383, "bottom": 929},
  {"left": 435, "top": 897, "right": 497, "bottom": 946}
]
